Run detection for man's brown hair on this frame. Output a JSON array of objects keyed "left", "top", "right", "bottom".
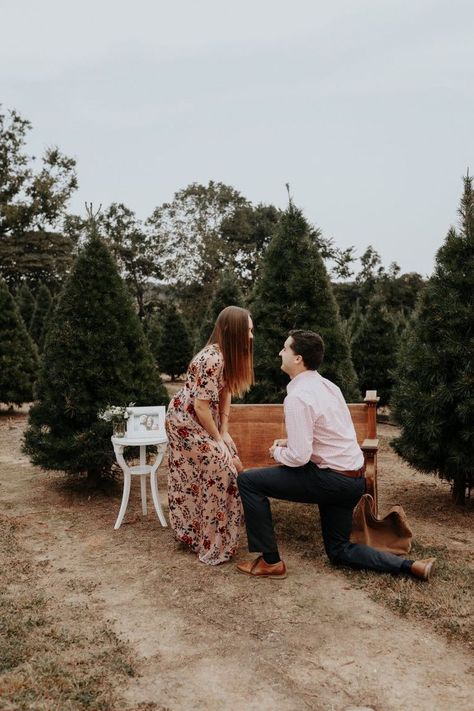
[{"left": 288, "top": 329, "right": 325, "bottom": 370}]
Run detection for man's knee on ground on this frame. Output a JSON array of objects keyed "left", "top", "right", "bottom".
[{"left": 323, "top": 539, "right": 348, "bottom": 565}]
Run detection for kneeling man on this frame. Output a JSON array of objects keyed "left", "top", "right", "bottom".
[{"left": 237, "top": 330, "right": 435, "bottom": 581}]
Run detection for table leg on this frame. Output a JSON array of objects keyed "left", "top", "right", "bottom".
[
  {"left": 140, "top": 474, "right": 147, "bottom": 515},
  {"left": 114, "top": 471, "right": 132, "bottom": 530},
  {"left": 150, "top": 446, "right": 168, "bottom": 527}
]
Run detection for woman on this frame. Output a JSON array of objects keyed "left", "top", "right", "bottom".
[{"left": 165, "top": 306, "right": 254, "bottom": 565}]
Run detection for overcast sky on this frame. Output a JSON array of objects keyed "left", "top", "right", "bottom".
[{"left": 2, "top": 0, "right": 473, "bottom": 277}]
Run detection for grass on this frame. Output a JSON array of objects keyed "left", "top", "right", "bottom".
[
  {"left": 272, "top": 500, "right": 474, "bottom": 650},
  {"left": 0, "top": 515, "right": 139, "bottom": 711},
  {"left": 342, "top": 541, "right": 474, "bottom": 647}
]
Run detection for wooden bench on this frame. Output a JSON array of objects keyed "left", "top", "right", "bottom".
[{"left": 229, "top": 392, "right": 380, "bottom": 512}]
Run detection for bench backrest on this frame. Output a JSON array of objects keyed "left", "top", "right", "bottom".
[{"left": 229, "top": 402, "right": 371, "bottom": 469}]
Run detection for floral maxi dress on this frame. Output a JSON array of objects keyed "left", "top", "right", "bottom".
[{"left": 165, "top": 344, "right": 242, "bottom": 565}]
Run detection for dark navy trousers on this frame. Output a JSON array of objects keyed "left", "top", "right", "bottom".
[{"left": 237, "top": 462, "right": 406, "bottom": 573}]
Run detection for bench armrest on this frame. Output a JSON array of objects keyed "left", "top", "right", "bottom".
[{"left": 361, "top": 438, "right": 379, "bottom": 453}]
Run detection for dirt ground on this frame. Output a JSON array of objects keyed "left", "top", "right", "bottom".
[{"left": 1, "top": 411, "right": 473, "bottom": 711}]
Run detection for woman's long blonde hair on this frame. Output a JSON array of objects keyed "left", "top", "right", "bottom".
[{"left": 207, "top": 306, "right": 254, "bottom": 397}]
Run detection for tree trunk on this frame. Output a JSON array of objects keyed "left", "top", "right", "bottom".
[{"left": 452, "top": 472, "right": 466, "bottom": 506}]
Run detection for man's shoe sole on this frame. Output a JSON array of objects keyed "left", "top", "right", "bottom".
[{"left": 236, "top": 567, "right": 287, "bottom": 579}]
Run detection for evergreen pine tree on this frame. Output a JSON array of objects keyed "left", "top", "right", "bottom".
[
  {"left": 145, "top": 311, "right": 164, "bottom": 367},
  {"left": 23, "top": 222, "right": 168, "bottom": 485},
  {"left": 15, "top": 283, "right": 36, "bottom": 331},
  {"left": 391, "top": 175, "right": 474, "bottom": 504},
  {"left": 198, "top": 268, "right": 244, "bottom": 347},
  {"left": 342, "top": 299, "right": 364, "bottom": 346},
  {"left": 158, "top": 303, "right": 193, "bottom": 381},
  {"left": 351, "top": 295, "right": 397, "bottom": 405},
  {"left": 0, "top": 279, "right": 38, "bottom": 405},
  {"left": 30, "top": 284, "right": 52, "bottom": 348},
  {"left": 39, "top": 294, "right": 59, "bottom": 353},
  {"left": 247, "top": 202, "right": 359, "bottom": 402}
]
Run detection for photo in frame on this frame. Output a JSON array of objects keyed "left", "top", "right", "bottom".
[{"left": 125, "top": 406, "right": 167, "bottom": 439}]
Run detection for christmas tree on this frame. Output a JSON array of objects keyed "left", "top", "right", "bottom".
[
  {"left": 0, "top": 279, "right": 38, "bottom": 405},
  {"left": 30, "top": 283, "right": 52, "bottom": 349},
  {"left": 198, "top": 268, "right": 244, "bottom": 348},
  {"left": 24, "top": 217, "right": 168, "bottom": 484},
  {"left": 15, "top": 282, "right": 36, "bottom": 331},
  {"left": 391, "top": 176, "right": 474, "bottom": 504},
  {"left": 157, "top": 303, "right": 193, "bottom": 381},
  {"left": 247, "top": 201, "right": 359, "bottom": 402},
  {"left": 351, "top": 295, "right": 397, "bottom": 406}
]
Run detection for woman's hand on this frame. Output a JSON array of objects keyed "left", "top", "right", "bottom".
[
  {"left": 222, "top": 431, "right": 237, "bottom": 454},
  {"left": 232, "top": 456, "right": 244, "bottom": 473},
  {"left": 216, "top": 438, "right": 233, "bottom": 465}
]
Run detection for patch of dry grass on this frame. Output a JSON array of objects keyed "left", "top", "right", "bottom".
[
  {"left": 0, "top": 515, "right": 138, "bottom": 711},
  {"left": 272, "top": 500, "right": 474, "bottom": 650},
  {"left": 342, "top": 541, "right": 474, "bottom": 647}
]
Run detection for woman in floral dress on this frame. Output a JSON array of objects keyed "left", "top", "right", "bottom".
[{"left": 165, "top": 306, "right": 254, "bottom": 565}]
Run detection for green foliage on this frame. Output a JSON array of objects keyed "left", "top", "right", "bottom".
[
  {"left": 334, "top": 243, "right": 425, "bottom": 323},
  {"left": 342, "top": 300, "right": 364, "bottom": 346},
  {"left": 15, "top": 282, "right": 35, "bottom": 331},
  {"left": 0, "top": 279, "right": 38, "bottom": 405},
  {"left": 145, "top": 311, "right": 164, "bottom": 366},
  {"left": 30, "top": 284, "right": 52, "bottom": 348},
  {"left": 0, "top": 230, "right": 78, "bottom": 293},
  {"left": 23, "top": 227, "right": 168, "bottom": 483},
  {"left": 39, "top": 294, "right": 59, "bottom": 352},
  {"left": 220, "top": 203, "right": 281, "bottom": 293},
  {"left": 0, "top": 106, "right": 78, "bottom": 291},
  {"left": 391, "top": 176, "right": 474, "bottom": 504},
  {"left": 351, "top": 296, "right": 398, "bottom": 405},
  {"left": 157, "top": 303, "right": 193, "bottom": 381},
  {"left": 247, "top": 202, "right": 360, "bottom": 403},
  {"left": 147, "top": 182, "right": 253, "bottom": 327},
  {"left": 147, "top": 181, "right": 247, "bottom": 287},
  {"left": 99, "top": 203, "right": 164, "bottom": 319},
  {"left": 198, "top": 269, "right": 245, "bottom": 348}
]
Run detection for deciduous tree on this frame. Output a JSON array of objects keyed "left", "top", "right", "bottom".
[{"left": 0, "top": 107, "right": 77, "bottom": 290}]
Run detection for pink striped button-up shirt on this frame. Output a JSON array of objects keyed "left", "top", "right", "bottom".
[{"left": 272, "top": 370, "right": 364, "bottom": 471}]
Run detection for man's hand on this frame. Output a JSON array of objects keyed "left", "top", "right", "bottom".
[{"left": 273, "top": 438, "right": 288, "bottom": 447}]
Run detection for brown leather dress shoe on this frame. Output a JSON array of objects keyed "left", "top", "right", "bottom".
[
  {"left": 236, "top": 556, "right": 287, "bottom": 579},
  {"left": 410, "top": 557, "right": 437, "bottom": 580}
]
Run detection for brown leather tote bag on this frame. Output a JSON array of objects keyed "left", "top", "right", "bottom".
[{"left": 350, "top": 493, "right": 413, "bottom": 555}]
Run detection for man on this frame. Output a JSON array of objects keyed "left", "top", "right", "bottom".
[{"left": 236, "top": 330, "right": 436, "bottom": 581}]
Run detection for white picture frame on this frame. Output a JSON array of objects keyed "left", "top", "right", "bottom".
[{"left": 125, "top": 406, "right": 166, "bottom": 439}]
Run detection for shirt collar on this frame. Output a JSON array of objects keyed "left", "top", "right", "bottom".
[{"left": 287, "top": 369, "right": 321, "bottom": 393}]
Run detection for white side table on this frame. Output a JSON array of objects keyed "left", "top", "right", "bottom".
[{"left": 111, "top": 434, "right": 168, "bottom": 530}]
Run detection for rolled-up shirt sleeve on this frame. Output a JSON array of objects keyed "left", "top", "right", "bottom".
[{"left": 273, "top": 395, "right": 313, "bottom": 467}]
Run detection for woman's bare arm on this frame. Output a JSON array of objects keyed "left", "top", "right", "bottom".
[
  {"left": 219, "top": 388, "right": 231, "bottom": 436},
  {"left": 194, "top": 399, "right": 222, "bottom": 441}
]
